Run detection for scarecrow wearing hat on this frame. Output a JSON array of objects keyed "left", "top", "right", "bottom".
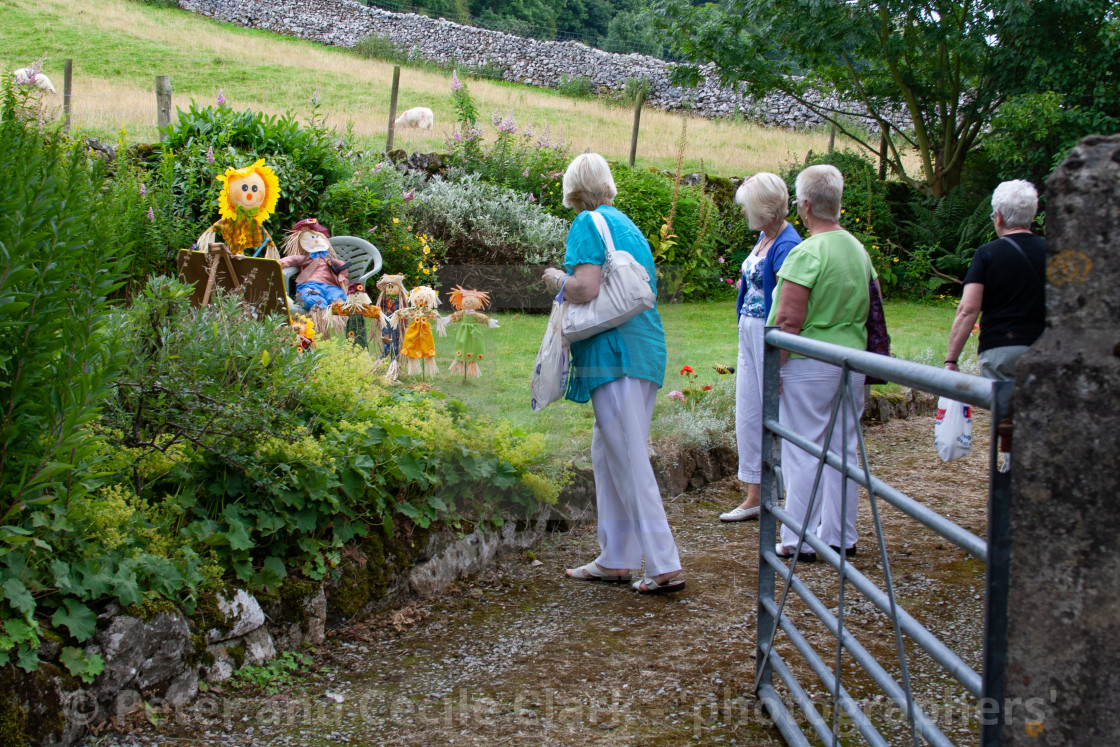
[
  {"left": 279, "top": 218, "right": 350, "bottom": 337},
  {"left": 375, "top": 274, "right": 409, "bottom": 360}
]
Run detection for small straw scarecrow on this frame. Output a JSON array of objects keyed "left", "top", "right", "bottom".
[
  {"left": 445, "top": 286, "right": 499, "bottom": 380},
  {"left": 279, "top": 218, "right": 349, "bottom": 337},
  {"left": 375, "top": 274, "right": 409, "bottom": 361},
  {"left": 386, "top": 285, "right": 446, "bottom": 381},
  {"left": 195, "top": 159, "right": 281, "bottom": 258}
]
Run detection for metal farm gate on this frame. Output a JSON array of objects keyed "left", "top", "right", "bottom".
[{"left": 754, "top": 328, "right": 1012, "bottom": 747}]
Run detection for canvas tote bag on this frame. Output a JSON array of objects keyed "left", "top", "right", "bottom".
[{"left": 560, "top": 210, "right": 656, "bottom": 342}]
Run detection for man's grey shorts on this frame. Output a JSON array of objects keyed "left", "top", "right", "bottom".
[{"left": 979, "top": 345, "right": 1031, "bottom": 382}]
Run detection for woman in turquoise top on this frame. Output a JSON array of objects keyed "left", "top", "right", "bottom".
[{"left": 542, "top": 153, "right": 683, "bottom": 595}]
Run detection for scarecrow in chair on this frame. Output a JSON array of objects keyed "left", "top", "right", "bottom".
[{"left": 279, "top": 218, "right": 349, "bottom": 338}]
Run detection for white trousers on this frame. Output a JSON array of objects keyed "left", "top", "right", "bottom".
[
  {"left": 735, "top": 315, "right": 766, "bottom": 483},
  {"left": 779, "top": 359, "right": 866, "bottom": 550},
  {"left": 591, "top": 376, "right": 682, "bottom": 577}
]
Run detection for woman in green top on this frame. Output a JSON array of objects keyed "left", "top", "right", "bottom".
[
  {"left": 542, "top": 153, "right": 683, "bottom": 595},
  {"left": 768, "top": 164, "right": 878, "bottom": 562}
]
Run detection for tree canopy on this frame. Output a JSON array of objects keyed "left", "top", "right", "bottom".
[{"left": 653, "top": 0, "right": 1120, "bottom": 195}]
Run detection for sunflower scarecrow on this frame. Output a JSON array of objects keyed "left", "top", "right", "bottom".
[
  {"left": 445, "top": 286, "right": 499, "bottom": 380},
  {"left": 195, "top": 159, "right": 281, "bottom": 259},
  {"left": 386, "top": 285, "right": 446, "bottom": 381}
]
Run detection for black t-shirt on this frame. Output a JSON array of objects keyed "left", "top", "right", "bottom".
[{"left": 962, "top": 233, "right": 1046, "bottom": 352}]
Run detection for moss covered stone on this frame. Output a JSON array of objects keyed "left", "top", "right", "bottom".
[
  {"left": 328, "top": 523, "right": 430, "bottom": 620},
  {"left": 0, "top": 663, "right": 70, "bottom": 747}
]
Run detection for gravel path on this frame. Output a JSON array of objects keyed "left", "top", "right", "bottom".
[{"left": 86, "top": 412, "right": 991, "bottom": 746}]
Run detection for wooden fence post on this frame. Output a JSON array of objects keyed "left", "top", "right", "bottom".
[
  {"left": 828, "top": 123, "right": 836, "bottom": 153},
  {"left": 386, "top": 65, "right": 401, "bottom": 152},
  {"left": 62, "top": 59, "right": 73, "bottom": 134},
  {"left": 155, "top": 75, "right": 172, "bottom": 139},
  {"left": 629, "top": 82, "right": 644, "bottom": 168}
]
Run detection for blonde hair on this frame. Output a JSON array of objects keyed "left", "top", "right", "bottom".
[
  {"left": 562, "top": 153, "right": 617, "bottom": 212},
  {"left": 795, "top": 164, "right": 844, "bottom": 222},
  {"left": 735, "top": 172, "right": 789, "bottom": 230},
  {"left": 408, "top": 285, "right": 440, "bottom": 309}
]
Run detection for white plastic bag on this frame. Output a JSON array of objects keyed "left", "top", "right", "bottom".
[
  {"left": 530, "top": 280, "right": 571, "bottom": 412},
  {"left": 561, "top": 210, "right": 656, "bottom": 342},
  {"left": 934, "top": 396, "right": 972, "bottom": 461}
]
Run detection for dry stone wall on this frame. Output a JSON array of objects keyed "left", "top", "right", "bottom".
[{"left": 177, "top": 0, "right": 882, "bottom": 129}]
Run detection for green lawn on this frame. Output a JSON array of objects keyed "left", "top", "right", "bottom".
[{"left": 422, "top": 298, "right": 963, "bottom": 463}]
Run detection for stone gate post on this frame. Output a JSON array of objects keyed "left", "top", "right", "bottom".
[{"left": 1002, "top": 134, "right": 1120, "bottom": 744}]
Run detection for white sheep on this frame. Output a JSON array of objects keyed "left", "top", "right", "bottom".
[
  {"left": 393, "top": 106, "right": 434, "bottom": 130},
  {"left": 13, "top": 60, "right": 55, "bottom": 94}
]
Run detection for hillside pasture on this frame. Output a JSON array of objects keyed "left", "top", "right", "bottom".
[{"left": 3, "top": 0, "right": 890, "bottom": 176}]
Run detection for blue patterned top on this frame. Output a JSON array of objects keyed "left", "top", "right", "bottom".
[{"left": 740, "top": 252, "right": 766, "bottom": 318}]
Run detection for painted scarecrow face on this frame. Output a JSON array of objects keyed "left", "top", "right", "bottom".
[
  {"left": 298, "top": 229, "right": 331, "bottom": 255},
  {"left": 461, "top": 294, "right": 483, "bottom": 311},
  {"left": 228, "top": 171, "right": 267, "bottom": 211}
]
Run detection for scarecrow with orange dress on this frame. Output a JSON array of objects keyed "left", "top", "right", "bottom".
[{"left": 386, "top": 285, "right": 446, "bottom": 381}]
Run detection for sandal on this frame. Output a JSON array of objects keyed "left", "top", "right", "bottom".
[
  {"left": 565, "top": 562, "right": 632, "bottom": 583},
  {"left": 632, "top": 575, "right": 686, "bottom": 595},
  {"left": 719, "top": 506, "right": 760, "bottom": 522},
  {"left": 774, "top": 543, "right": 817, "bottom": 563}
]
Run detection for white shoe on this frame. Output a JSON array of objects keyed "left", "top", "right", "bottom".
[{"left": 719, "top": 506, "right": 760, "bottom": 522}]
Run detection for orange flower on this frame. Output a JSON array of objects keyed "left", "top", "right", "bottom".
[
  {"left": 703, "top": 385, "right": 712, "bottom": 391},
  {"left": 680, "top": 365, "right": 693, "bottom": 375}
]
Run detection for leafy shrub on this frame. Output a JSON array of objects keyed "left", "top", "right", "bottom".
[
  {"left": 612, "top": 165, "right": 719, "bottom": 299},
  {"left": 445, "top": 83, "right": 571, "bottom": 217},
  {"left": 318, "top": 155, "right": 441, "bottom": 286},
  {"left": 557, "top": 74, "right": 594, "bottom": 99},
  {"left": 154, "top": 102, "right": 349, "bottom": 234},
  {"left": 606, "top": 76, "right": 653, "bottom": 109},
  {"left": 97, "top": 278, "right": 555, "bottom": 591},
  {"left": 0, "top": 87, "right": 194, "bottom": 679},
  {"left": 412, "top": 173, "right": 568, "bottom": 266},
  {"left": 352, "top": 34, "right": 410, "bottom": 64}
]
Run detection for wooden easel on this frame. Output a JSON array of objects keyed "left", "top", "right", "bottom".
[{"left": 200, "top": 243, "right": 241, "bottom": 305}]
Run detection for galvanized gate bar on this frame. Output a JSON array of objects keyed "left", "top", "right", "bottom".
[
  {"left": 766, "top": 417, "right": 988, "bottom": 560},
  {"left": 762, "top": 597, "right": 891, "bottom": 747},
  {"left": 757, "top": 683, "right": 813, "bottom": 747},
  {"left": 760, "top": 562, "right": 957, "bottom": 747},
  {"left": 765, "top": 329, "right": 994, "bottom": 407},
  {"left": 766, "top": 502, "right": 983, "bottom": 697},
  {"left": 769, "top": 651, "right": 840, "bottom": 745},
  {"left": 754, "top": 327, "right": 1007, "bottom": 747}
]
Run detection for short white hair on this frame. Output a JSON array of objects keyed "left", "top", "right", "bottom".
[
  {"left": 992, "top": 180, "right": 1038, "bottom": 229},
  {"left": 562, "top": 153, "right": 617, "bottom": 211},
  {"left": 795, "top": 164, "right": 843, "bottom": 222},
  {"left": 735, "top": 172, "right": 789, "bottom": 230}
]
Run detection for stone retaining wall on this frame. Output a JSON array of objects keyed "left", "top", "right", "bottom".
[{"left": 177, "top": 0, "right": 894, "bottom": 130}]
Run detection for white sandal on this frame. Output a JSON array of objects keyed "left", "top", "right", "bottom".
[
  {"left": 719, "top": 506, "right": 760, "bottom": 522},
  {"left": 565, "top": 562, "right": 632, "bottom": 583}
]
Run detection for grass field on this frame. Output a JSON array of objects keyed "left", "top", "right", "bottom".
[
  {"left": 2, "top": 0, "right": 908, "bottom": 176},
  {"left": 376, "top": 298, "right": 964, "bottom": 463}
]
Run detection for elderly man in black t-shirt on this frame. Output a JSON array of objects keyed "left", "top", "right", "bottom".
[{"left": 944, "top": 180, "right": 1046, "bottom": 381}]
